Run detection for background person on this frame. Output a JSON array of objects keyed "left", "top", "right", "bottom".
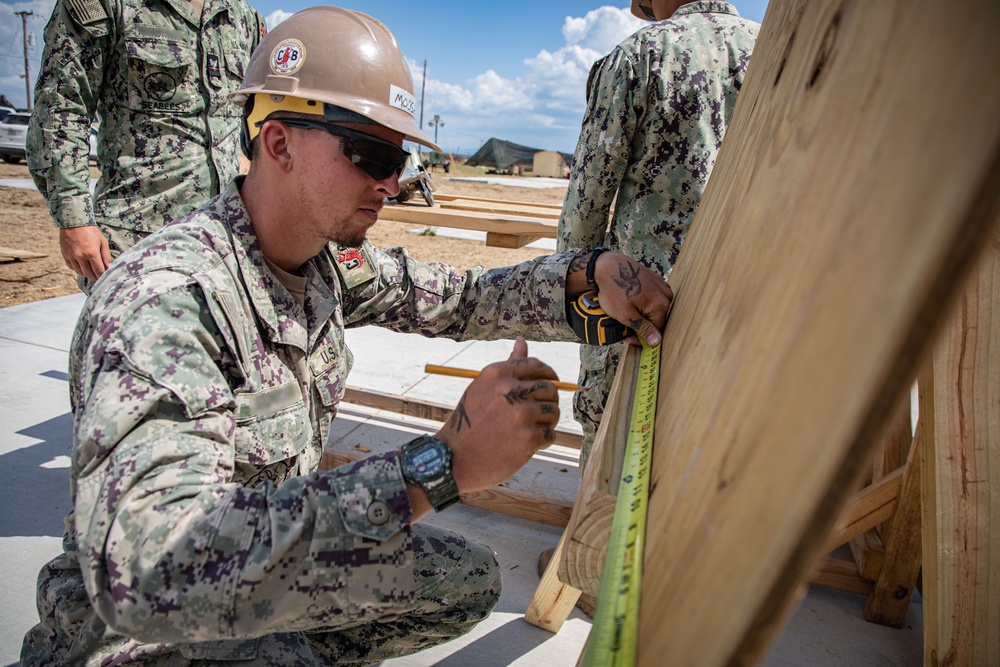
[
  {"left": 557, "top": 0, "right": 759, "bottom": 468},
  {"left": 27, "top": 0, "right": 267, "bottom": 290}
]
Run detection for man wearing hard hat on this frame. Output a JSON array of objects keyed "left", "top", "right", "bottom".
[{"left": 21, "top": 7, "right": 674, "bottom": 665}]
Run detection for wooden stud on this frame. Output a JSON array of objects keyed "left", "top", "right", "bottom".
[
  {"left": 379, "top": 202, "right": 558, "bottom": 239},
  {"left": 922, "top": 234, "right": 1000, "bottom": 666},
  {"left": 863, "top": 417, "right": 924, "bottom": 627}
]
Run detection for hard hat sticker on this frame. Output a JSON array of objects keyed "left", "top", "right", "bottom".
[
  {"left": 270, "top": 39, "right": 306, "bottom": 76},
  {"left": 389, "top": 84, "right": 416, "bottom": 117}
]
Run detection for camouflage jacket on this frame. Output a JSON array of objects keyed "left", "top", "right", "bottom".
[
  {"left": 557, "top": 1, "right": 758, "bottom": 277},
  {"left": 27, "top": 0, "right": 265, "bottom": 232},
  {"left": 21, "top": 178, "right": 577, "bottom": 665}
]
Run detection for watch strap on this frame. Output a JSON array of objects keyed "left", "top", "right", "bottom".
[
  {"left": 400, "top": 435, "right": 460, "bottom": 512},
  {"left": 586, "top": 247, "right": 607, "bottom": 293}
]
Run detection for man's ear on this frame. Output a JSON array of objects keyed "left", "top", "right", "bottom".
[{"left": 257, "top": 120, "right": 294, "bottom": 173}]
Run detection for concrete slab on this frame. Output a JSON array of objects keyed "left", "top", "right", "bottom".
[
  {"left": 0, "top": 294, "right": 925, "bottom": 666},
  {"left": 443, "top": 176, "right": 569, "bottom": 190}
]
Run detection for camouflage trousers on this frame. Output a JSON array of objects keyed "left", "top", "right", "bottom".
[
  {"left": 23, "top": 524, "right": 500, "bottom": 667},
  {"left": 157, "top": 524, "right": 497, "bottom": 666},
  {"left": 76, "top": 225, "right": 150, "bottom": 294},
  {"left": 573, "top": 342, "right": 627, "bottom": 472}
]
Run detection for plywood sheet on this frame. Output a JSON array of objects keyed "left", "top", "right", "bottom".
[{"left": 634, "top": 0, "right": 1000, "bottom": 664}]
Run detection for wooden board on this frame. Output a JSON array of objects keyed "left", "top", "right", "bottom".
[
  {"left": 340, "top": 386, "right": 582, "bottom": 449},
  {"left": 628, "top": 1, "right": 1000, "bottom": 664},
  {"left": 0, "top": 246, "right": 47, "bottom": 263},
  {"left": 321, "top": 450, "right": 573, "bottom": 527},
  {"left": 439, "top": 198, "right": 561, "bottom": 220},
  {"left": 922, "top": 235, "right": 1000, "bottom": 666},
  {"left": 379, "top": 202, "right": 558, "bottom": 241}
]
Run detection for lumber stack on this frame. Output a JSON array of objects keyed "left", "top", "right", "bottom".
[{"left": 380, "top": 194, "right": 560, "bottom": 248}]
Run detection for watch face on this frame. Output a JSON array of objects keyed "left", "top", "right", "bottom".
[{"left": 408, "top": 442, "right": 445, "bottom": 478}]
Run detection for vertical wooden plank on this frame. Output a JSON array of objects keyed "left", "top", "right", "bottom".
[
  {"left": 524, "top": 529, "right": 582, "bottom": 633},
  {"left": 629, "top": 0, "right": 1000, "bottom": 664},
  {"left": 863, "top": 427, "right": 922, "bottom": 626},
  {"left": 923, "top": 235, "right": 1000, "bottom": 666}
]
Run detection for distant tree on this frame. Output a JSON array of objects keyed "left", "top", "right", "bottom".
[{"left": 0, "top": 94, "right": 15, "bottom": 109}]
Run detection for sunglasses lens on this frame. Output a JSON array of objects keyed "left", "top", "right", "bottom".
[
  {"left": 342, "top": 138, "right": 408, "bottom": 181},
  {"left": 269, "top": 117, "right": 409, "bottom": 180}
]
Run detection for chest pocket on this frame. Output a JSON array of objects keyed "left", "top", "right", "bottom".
[
  {"left": 311, "top": 338, "right": 352, "bottom": 410},
  {"left": 123, "top": 35, "right": 199, "bottom": 114},
  {"left": 233, "top": 380, "right": 311, "bottom": 487}
]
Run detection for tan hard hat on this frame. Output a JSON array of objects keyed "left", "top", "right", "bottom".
[{"left": 231, "top": 6, "right": 440, "bottom": 151}]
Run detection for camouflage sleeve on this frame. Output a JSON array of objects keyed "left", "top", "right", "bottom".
[
  {"left": 71, "top": 276, "right": 415, "bottom": 642},
  {"left": 27, "top": 0, "right": 110, "bottom": 229},
  {"left": 341, "top": 242, "right": 579, "bottom": 343},
  {"left": 252, "top": 9, "right": 267, "bottom": 49},
  {"left": 557, "top": 48, "right": 639, "bottom": 253}
]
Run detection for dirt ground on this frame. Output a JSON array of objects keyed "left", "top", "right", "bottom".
[{"left": 0, "top": 162, "right": 566, "bottom": 308}]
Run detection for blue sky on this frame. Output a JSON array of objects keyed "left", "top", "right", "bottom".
[{"left": 1, "top": 1, "right": 769, "bottom": 154}]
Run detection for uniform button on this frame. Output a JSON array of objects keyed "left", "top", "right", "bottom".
[{"left": 366, "top": 500, "right": 390, "bottom": 526}]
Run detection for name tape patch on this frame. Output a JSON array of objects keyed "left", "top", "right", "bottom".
[{"left": 389, "top": 84, "right": 416, "bottom": 118}]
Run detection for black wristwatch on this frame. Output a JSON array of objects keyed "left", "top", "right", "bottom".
[
  {"left": 399, "top": 435, "right": 460, "bottom": 512},
  {"left": 586, "top": 246, "right": 608, "bottom": 292}
]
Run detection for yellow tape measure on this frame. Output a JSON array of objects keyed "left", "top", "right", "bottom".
[{"left": 583, "top": 340, "right": 661, "bottom": 667}]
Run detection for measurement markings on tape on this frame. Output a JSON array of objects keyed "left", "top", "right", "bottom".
[{"left": 583, "top": 339, "right": 661, "bottom": 667}]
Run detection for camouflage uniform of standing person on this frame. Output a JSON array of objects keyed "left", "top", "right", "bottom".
[
  {"left": 27, "top": 0, "right": 267, "bottom": 291},
  {"left": 20, "top": 8, "right": 674, "bottom": 666},
  {"left": 557, "top": 0, "right": 759, "bottom": 468}
]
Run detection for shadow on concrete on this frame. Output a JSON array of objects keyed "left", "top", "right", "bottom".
[
  {"left": 427, "top": 618, "right": 558, "bottom": 667},
  {"left": 0, "top": 382, "right": 72, "bottom": 538}
]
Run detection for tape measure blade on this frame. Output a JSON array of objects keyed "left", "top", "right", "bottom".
[{"left": 582, "top": 341, "right": 660, "bottom": 666}]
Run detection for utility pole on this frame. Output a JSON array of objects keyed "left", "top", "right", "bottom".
[
  {"left": 419, "top": 60, "right": 426, "bottom": 129},
  {"left": 15, "top": 11, "right": 34, "bottom": 111},
  {"left": 427, "top": 114, "right": 444, "bottom": 145}
]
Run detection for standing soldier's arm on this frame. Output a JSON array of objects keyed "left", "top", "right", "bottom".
[
  {"left": 556, "top": 50, "right": 639, "bottom": 253},
  {"left": 28, "top": 0, "right": 112, "bottom": 280}
]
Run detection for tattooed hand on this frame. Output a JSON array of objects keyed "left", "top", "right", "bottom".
[
  {"left": 567, "top": 249, "right": 674, "bottom": 347},
  {"left": 434, "top": 336, "right": 561, "bottom": 495}
]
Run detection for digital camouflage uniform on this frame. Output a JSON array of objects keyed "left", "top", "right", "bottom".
[
  {"left": 21, "top": 178, "right": 580, "bottom": 666},
  {"left": 556, "top": 1, "right": 758, "bottom": 467},
  {"left": 27, "top": 0, "right": 266, "bottom": 267}
]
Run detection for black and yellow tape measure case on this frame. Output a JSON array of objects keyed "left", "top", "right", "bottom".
[{"left": 568, "top": 290, "right": 634, "bottom": 346}]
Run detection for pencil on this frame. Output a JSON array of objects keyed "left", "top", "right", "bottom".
[{"left": 424, "top": 364, "right": 579, "bottom": 392}]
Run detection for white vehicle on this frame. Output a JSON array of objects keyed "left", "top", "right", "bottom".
[{"left": 0, "top": 112, "right": 30, "bottom": 164}]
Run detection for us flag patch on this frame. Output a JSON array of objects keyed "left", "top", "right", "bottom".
[{"left": 67, "top": 0, "right": 107, "bottom": 25}]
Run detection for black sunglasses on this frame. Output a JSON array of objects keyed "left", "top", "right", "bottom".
[{"left": 256, "top": 117, "right": 409, "bottom": 181}]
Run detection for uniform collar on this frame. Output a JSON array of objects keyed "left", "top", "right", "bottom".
[
  {"left": 673, "top": 1, "right": 741, "bottom": 18},
  {"left": 222, "top": 178, "right": 342, "bottom": 352},
  {"left": 164, "top": 0, "right": 232, "bottom": 28}
]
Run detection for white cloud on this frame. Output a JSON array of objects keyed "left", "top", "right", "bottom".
[
  {"left": 563, "top": 5, "right": 644, "bottom": 53},
  {"left": 417, "top": 6, "right": 644, "bottom": 153},
  {"left": 264, "top": 10, "right": 294, "bottom": 30}
]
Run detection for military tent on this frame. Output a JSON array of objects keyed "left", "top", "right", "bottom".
[{"left": 465, "top": 138, "right": 573, "bottom": 172}]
